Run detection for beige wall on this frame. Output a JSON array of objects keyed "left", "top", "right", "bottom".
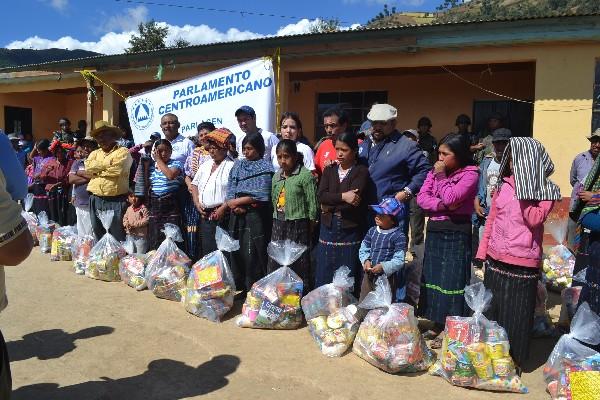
[{"left": 0, "top": 91, "right": 65, "bottom": 140}]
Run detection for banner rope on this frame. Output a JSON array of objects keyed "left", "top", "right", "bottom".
[{"left": 79, "top": 70, "right": 128, "bottom": 101}]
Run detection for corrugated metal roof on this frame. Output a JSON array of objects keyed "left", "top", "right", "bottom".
[{"left": 1, "top": 12, "right": 599, "bottom": 72}]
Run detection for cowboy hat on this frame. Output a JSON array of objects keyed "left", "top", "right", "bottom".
[{"left": 89, "top": 120, "right": 123, "bottom": 138}]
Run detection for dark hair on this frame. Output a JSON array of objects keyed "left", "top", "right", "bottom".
[
  {"left": 276, "top": 139, "right": 304, "bottom": 165},
  {"left": 323, "top": 107, "right": 349, "bottom": 126},
  {"left": 58, "top": 117, "right": 71, "bottom": 125},
  {"left": 455, "top": 114, "right": 471, "bottom": 125},
  {"left": 198, "top": 121, "right": 216, "bottom": 132},
  {"left": 279, "top": 112, "right": 303, "bottom": 132},
  {"left": 488, "top": 112, "right": 504, "bottom": 123},
  {"left": 37, "top": 139, "right": 51, "bottom": 151},
  {"left": 242, "top": 133, "right": 265, "bottom": 159},
  {"left": 334, "top": 132, "right": 359, "bottom": 152},
  {"left": 78, "top": 139, "right": 98, "bottom": 150},
  {"left": 77, "top": 120, "right": 87, "bottom": 129},
  {"left": 417, "top": 116, "right": 432, "bottom": 128},
  {"left": 439, "top": 133, "right": 473, "bottom": 167},
  {"left": 155, "top": 139, "right": 173, "bottom": 151}
]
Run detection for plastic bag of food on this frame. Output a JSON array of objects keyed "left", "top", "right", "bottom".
[
  {"left": 50, "top": 225, "right": 77, "bottom": 261},
  {"left": 21, "top": 193, "right": 38, "bottom": 245},
  {"left": 543, "top": 302, "right": 600, "bottom": 399},
  {"left": 71, "top": 211, "right": 95, "bottom": 275},
  {"left": 236, "top": 240, "right": 305, "bottom": 329},
  {"left": 145, "top": 224, "right": 191, "bottom": 301},
  {"left": 302, "top": 265, "right": 357, "bottom": 320},
  {"left": 532, "top": 280, "right": 555, "bottom": 337},
  {"left": 429, "top": 282, "right": 528, "bottom": 393},
  {"left": 543, "top": 216, "right": 575, "bottom": 289},
  {"left": 86, "top": 210, "right": 126, "bottom": 282},
  {"left": 118, "top": 235, "right": 148, "bottom": 290},
  {"left": 36, "top": 211, "right": 55, "bottom": 253},
  {"left": 184, "top": 227, "right": 238, "bottom": 322},
  {"left": 353, "top": 275, "right": 434, "bottom": 373},
  {"left": 558, "top": 269, "right": 585, "bottom": 326}
]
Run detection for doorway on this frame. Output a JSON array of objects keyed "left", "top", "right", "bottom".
[
  {"left": 4, "top": 106, "right": 32, "bottom": 135},
  {"left": 472, "top": 100, "right": 533, "bottom": 137}
]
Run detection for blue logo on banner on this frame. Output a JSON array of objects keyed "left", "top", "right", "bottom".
[{"left": 131, "top": 98, "right": 154, "bottom": 130}]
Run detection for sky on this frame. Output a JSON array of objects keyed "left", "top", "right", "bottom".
[{"left": 2, "top": 0, "right": 442, "bottom": 55}]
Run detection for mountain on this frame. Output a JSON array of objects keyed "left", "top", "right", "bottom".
[{"left": 0, "top": 48, "right": 102, "bottom": 69}]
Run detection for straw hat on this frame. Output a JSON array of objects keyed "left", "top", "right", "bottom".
[{"left": 89, "top": 120, "right": 123, "bottom": 138}]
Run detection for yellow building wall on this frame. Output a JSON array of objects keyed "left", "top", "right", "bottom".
[{"left": 0, "top": 91, "right": 65, "bottom": 139}]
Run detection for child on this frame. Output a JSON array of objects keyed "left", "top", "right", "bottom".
[
  {"left": 476, "top": 137, "right": 560, "bottom": 370},
  {"left": 122, "top": 192, "right": 149, "bottom": 254},
  {"left": 68, "top": 139, "right": 98, "bottom": 236},
  {"left": 358, "top": 197, "right": 407, "bottom": 302},
  {"left": 267, "top": 139, "right": 318, "bottom": 285}
]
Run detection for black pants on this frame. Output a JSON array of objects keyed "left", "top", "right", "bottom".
[
  {"left": 89, "top": 194, "right": 127, "bottom": 242},
  {"left": 408, "top": 197, "right": 425, "bottom": 254},
  {"left": 0, "top": 329, "right": 11, "bottom": 400}
]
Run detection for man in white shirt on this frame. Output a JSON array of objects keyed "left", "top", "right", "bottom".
[
  {"left": 235, "top": 105, "right": 278, "bottom": 162},
  {"left": 160, "top": 113, "right": 195, "bottom": 164}
]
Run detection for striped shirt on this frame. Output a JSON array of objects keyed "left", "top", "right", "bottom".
[
  {"left": 149, "top": 159, "right": 183, "bottom": 196},
  {"left": 358, "top": 226, "right": 406, "bottom": 276}
]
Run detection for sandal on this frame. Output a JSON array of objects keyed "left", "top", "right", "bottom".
[{"left": 430, "top": 335, "right": 444, "bottom": 349}]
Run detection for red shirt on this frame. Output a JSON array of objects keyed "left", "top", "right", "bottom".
[{"left": 315, "top": 139, "right": 336, "bottom": 176}]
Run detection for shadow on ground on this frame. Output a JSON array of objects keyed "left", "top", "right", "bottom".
[
  {"left": 7, "top": 326, "right": 114, "bottom": 362},
  {"left": 12, "top": 355, "right": 240, "bottom": 400}
]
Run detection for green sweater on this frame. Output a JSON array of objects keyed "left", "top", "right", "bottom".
[{"left": 271, "top": 165, "right": 318, "bottom": 221}]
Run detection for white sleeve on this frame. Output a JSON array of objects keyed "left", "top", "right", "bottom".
[
  {"left": 191, "top": 163, "right": 204, "bottom": 187},
  {"left": 302, "top": 146, "right": 316, "bottom": 171},
  {"left": 271, "top": 146, "right": 279, "bottom": 170}
]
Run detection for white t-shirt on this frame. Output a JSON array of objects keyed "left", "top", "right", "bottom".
[
  {"left": 271, "top": 141, "right": 315, "bottom": 171},
  {"left": 485, "top": 159, "right": 501, "bottom": 207},
  {"left": 191, "top": 158, "right": 235, "bottom": 209},
  {"left": 236, "top": 129, "right": 279, "bottom": 162}
]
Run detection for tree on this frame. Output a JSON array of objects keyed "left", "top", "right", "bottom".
[
  {"left": 171, "top": 38, "right": 191, "bottom": 48},
  {"left": 126, "top": 20, "right": 168, "bottom": 53},
  {"left": 367, "top": 4, "right": 398, "bottom": 25},
  {"left": 309, "top": 18, "right": 341, "bottom": 34}
]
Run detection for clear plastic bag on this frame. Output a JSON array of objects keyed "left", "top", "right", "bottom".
[
  {"left": 302, "top": 266, "right": 360, "bottom": 357},
  {"left": 145, "top": 224, "right": 191, "bottom": 301},
  {"left": 119, "top": 235, "right": 148, "bottom": 290},
  {"left": 236, "top": 240, "right": 305, "bottom": 329},
  {"left": 543, "top": 216, "right": 575, "bottom": 289},
  {"left": 21, "top": 193, "right": 38, "bottom": 245},
  {"left": 86, "top": 210, "right": 126, "bottom": 282},
  {"left": 429, "top": 282, "right": 528, "bottom": 393},
  {"left": 50, "top": 225, "right": 77, "bottom": 261},
  {"left": 184, "top": 227, "right": 239, "bottom": 322},
  {"left": 71, "top": 211, "right": 95, "bottom": 275},
  {"left": 353, "top": 275, "right": 434, "bottom": 373},
  {"left": 543, "top": 302, "right": 600, "bottom": 399},
  {"left": 36, "top": 211, "right": 55, "bottom": 253}
]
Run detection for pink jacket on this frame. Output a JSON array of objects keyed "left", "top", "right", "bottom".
[
  {"left": 476, "top": 176, "right": 554, "bottom": 268},
  {"left": 417, "top": 166, "right": 479, "bottom": 220}
]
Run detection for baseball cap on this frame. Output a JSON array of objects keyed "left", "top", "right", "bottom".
[
  {"left": 369, "top": 198, "right": 406, "bottom": 219},
  {"left": 235, "top": 105, "right": 256, "bottom": 118},
  {"left": 491, "top": 128, "right": 512, "bottom": 142},
  {"left": 402, "top": 129, "right": 419, "bottom": 140},
  {"left": 367, "top": 104, "right": 397, "bottom": 122},
  {"left": 149, "top": 132, "right": 161, "bottom": 141},
  {"left": 7, "top": 133, "right": 20, "bottom": 141}
]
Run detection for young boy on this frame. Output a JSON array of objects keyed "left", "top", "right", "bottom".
[
  {"left": 68, "top": 139, "right": 98, "bottom": 236},
  {"left": 122, "top": 192, "right": 149, "bottom": 254},
  {"left": 358, "top": 197, "right": 407, "bottom": 303}
]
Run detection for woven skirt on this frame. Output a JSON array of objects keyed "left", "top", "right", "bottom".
[
  {"left": 148, "top": 192, "right": 182, "bottom": 251},
  {"left": 578, "top": 237, "right": 600, "bottom": 316},
  {"left": 182, "top": 195, "right": 201, "bottom": 262},
  {"left": 267, "top": 218, "right": 312, "bottom": 286},
  {"left": 484, "top": 258, "right": 539, "bottom": 366},
  {"left": 418, "top": 229, "right": 472, "bottom": 325}
]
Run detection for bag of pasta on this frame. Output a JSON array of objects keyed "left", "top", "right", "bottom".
[
  {"left": 145, "top": 224, "right": 191, "bottom": 301},
  {"left": 543, "top": 215, "right": 575, "bottom": 289},
  {"left": 21, "top": 193, "right": 38, "bottom": 245},
  {"left": 429, "top": 282, "right": 528, "bottom": 393},
  {"left": 236, "top": 240, "right": 305, "bottom": 329},
  {"left": 302, "top": 266, "right": 360, "bottom": 357},
  {"left": 543, "top": 302, "right": 600, "bottom": 399},
  {"left": 184, "top": 227, "right": 238, "bottom": 322},
  {"left": 353, "top": 275, "right": 433, "bottom": 373},
  {"left": 86, "top": 210, "right": 126, "bottom": 282},
  {"left": 36, "top": 211, "right": 55, "bottom": 253},
  {"left": 119, "top": 235, "right": 148, "bottom": 290},
  {"left": 50, "top": 225, "right": 77, "bottom": 261}
]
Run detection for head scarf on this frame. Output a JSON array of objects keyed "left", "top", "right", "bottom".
[
  {"left": 205, "top": 128, "right": 233, "bottom": 150},
  {"left": 498, "top": 137, "right": 561, "bottom": 201}
]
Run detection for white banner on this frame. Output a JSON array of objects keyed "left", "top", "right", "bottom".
[{"left": 126, "top": 58, "right": 275, "bottom": 144}]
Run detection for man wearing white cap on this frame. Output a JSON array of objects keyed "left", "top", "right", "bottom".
[{"left": 359, "top": 103, "right": 430, "bottom": 217}]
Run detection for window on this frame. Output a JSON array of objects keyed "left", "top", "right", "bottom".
[
  {"left": 593, "top": 59, "right": 600, "bottom": 132},
  {"left": 315, "top": 91, "right": 388, "bottom": 140}
]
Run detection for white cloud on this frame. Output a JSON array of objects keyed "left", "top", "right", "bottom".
[
  {"left": 400, "top": 0, "right": 425, "bottom": 5},
  {"left": 41, "top": 0, "right": 69, "bottom": 11},
  {"left": 100, "top": 5, "right": 149, "bottom": 33}
]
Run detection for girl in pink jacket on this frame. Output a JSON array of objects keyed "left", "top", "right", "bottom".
[
  {"left": 417, "top": 133, "right": 479, "bottom": 348},
  {"left": 476, "top": 137, "right": 560, "bottom": 371}
]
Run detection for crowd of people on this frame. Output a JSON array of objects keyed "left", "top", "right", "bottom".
[{"left": 4, "top": 102, "right": 600, "bottom": 378}]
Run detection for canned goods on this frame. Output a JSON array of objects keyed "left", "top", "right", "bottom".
[
  {"left": 492, "top": 357, "right": 514, "bottom": 377},
  {"left": 486, "top": 341, "right": 510, "bottom": 360}
]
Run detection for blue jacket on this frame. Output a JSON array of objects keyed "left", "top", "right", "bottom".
[
  {"left": 0, "top": 134, "right": 28, "bottom": 201},
  {"left": 358, "top": 130, "right": 430, "bottom": 202}
]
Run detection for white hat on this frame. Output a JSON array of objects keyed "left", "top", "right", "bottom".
[
  {"left": 402, "top": 129, "right": 419, "bottom": 140},
  {"left": 367, "top": 104, "right": 397, "bottom": 122}
]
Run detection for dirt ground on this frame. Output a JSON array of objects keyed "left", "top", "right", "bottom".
[{"left": 0, "top": 251, "right": 561, "bottom": 400}]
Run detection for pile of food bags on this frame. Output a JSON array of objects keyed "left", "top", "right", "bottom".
[
  {"left": 429, "top": 282, "right": 528, "bottom": 393},
  {"left": 237, "top": 240, "right": 305, "bottom": 329},
  {"left": 119, "top": 235, "right": 149, "bottom": 290},
  {"left": 184, "top": 227, "right": 238, "bottom": 322},
  {"left": 86, "top": 210, "right": 126, "bottom": 282},
  {"left": 36, "top": 211, "right": 55, "bottom": 253},
  {"left": 71, "top": 212, "right": 95, "bottom": 275},
  {"left": 145, "top": 224, "right": 191, "bottom": 301},
  {"left": 21, "top": 193, "right": 38, "bottom": 246},
  {"left": 50, "top": 225, "right": 77, "bottom": 261},
  {"left": 543, "top": 302, "right": 600, "bottom": 399},
  {"left": 543, "top": 215, "right": 575, "bottom": 289},
  {"left": 353, "top": 275, "right": 434, "bottom": 373},
  {"left": 302, "top": 266, "right": 360, "bottom": 357}
]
